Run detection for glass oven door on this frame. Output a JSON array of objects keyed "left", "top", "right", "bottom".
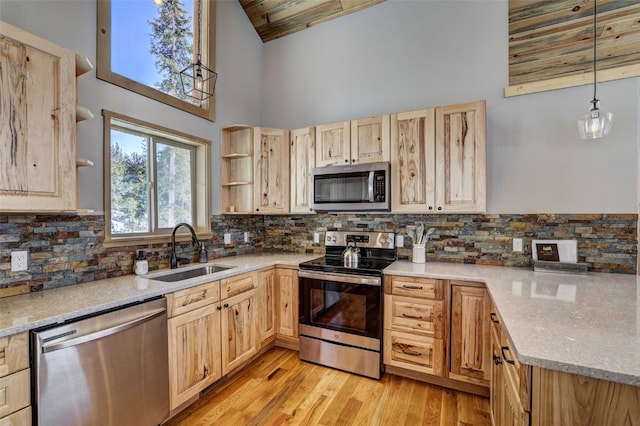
[{"left": 298, "top": 271, "right": 382, "bottom": 340}]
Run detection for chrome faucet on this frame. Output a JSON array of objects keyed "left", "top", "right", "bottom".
[{"left": 170, "top": 223, "right": 204, "bottom": 269}]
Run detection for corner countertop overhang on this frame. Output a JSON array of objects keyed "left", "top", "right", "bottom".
[
  {"left": 1, "top": 254, "right": 638, "bottom": 388},
  {"left": 384, "top": 261, "right": 640, "bottom": 387}
]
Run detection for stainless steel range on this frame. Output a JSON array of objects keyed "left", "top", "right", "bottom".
[{"left": 298, "top": 231, "right": 396, "bottom": 379}]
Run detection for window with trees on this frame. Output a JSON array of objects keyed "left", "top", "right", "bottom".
[
  {"left": 97, "top": 0, "right": 216, "bottom": 121},
  {"left": 102, "top": 110, "right": 211, "bottom": 246}
]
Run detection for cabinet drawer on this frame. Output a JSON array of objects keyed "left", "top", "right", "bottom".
[
  {"left": 221, "top": 271, "right": 257, "bottom": 299},
  {"left": 501, "top": 336, "right": 531, "bottom": 411},
  {"left": 0, "top": 407, "right": 31, "bottom": 426},
  {"left": 386, "top": 276, "right": 444, "bottom": 299},
  {"left": 0, "top": 369, "right": 30, "bottom": 419},
  {"left": 492, "top": 307, "right": 531, "bottom": 412},
  {"left": 383, "top": 330, "right": 443, "bottom": 376},
  {"left": 384, "top": 295, "right": 443, "bottom": 338},
  {"left": 167, "top": 281, "right": 220, "bottom": 318},
  {"left": 0, "top": 333, "right": 28, "bottom": 378}
]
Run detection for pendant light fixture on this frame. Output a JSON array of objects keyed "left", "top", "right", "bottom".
[
  {"left": 180, "top": 0, "right": 217, "bottom": 104},
  {"left": 577, "top": 0, "right": 612, "bottom": 139}
]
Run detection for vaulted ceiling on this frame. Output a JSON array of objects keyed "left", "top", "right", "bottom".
[{"left": 238, "top": 0, "right": 385, "bottom": 42}]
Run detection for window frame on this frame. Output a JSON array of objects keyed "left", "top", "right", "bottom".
[
  {"left": 102, "top": 109, "right": 212, "bottom": 247},
  {"left": 96, "top": 0, "right": 216, "bottom": 121}
]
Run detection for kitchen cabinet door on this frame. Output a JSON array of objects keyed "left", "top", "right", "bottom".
[
  {"left": 350, "top": 115, "right": 390, "bottom": 164},
  {"left": 290, "top": 127, "right": 315, "bottom": 214},
  {"left": 258, "top": 267, "right": 276, "bottom": 348},
  {"left": 435, "top": 100, "right": 486, "bottom": 213},
  {"left": 253, "top": 127, "right": 290, "bottom": 214},
  {"left": 390, "top": 108, "right": 436, "bottom": 213},
  {"left": 315, "top": 121, "right": 350, "bottom": 167},
  {"left": 490, "top": 323, "right": 504, "bottom": 426},
  {"left": 449, "top": 281, "right": 491, "bottom": 387},
  {"left": 167, "top": 304, "right": 221, "bottom": 410},
  {"left": 221, "top": 289, "right": 258, "bottom": 375},
  {"left": 0, "top": 21, "right": 77, "bottom": 212},
  {"left": 276, "top": 267, "right": 299, "bottom": 341}
]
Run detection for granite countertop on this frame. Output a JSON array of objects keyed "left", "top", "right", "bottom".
[
  {"left": 2, "top": 254, "right": 638, "bottom": 387},
  {"left": 0, "top": 253, "right": 321, "bottom": 339},
  {"left": 385, "top": 261, "right": 640, "bottom": 387}
]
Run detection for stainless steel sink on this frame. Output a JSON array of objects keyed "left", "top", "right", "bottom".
[{"left": 150, "top": 265, "right": 233, "bottom": 282}]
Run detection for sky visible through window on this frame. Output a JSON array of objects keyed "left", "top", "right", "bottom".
[
  {"left": 111, "top": 0, "right": 194, "bottom": 92},
  {"left": 111, "top": 0, "right": 194, "bottom": 156}
]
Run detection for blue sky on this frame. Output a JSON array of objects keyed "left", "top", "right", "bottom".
[{"left": 111, "top": 0, "right": 194, "bottom": 87}]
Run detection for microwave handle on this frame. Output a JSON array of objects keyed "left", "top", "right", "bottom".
[{"left": 368, "top": 171, "right": 375, "bottom": 202}]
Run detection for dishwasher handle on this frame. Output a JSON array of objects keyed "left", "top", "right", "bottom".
[{"left": 41, "top": 308, "right": 166, "bottom": 353}]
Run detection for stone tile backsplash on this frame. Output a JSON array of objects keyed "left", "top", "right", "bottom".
[{"left": 0, "top": 213, "right": 636, "bottom": 297}]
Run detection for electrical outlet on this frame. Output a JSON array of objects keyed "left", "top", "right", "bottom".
[
  {"left": 395, "top": 235, "right": 404, "bottom": 247},
  {"left": 513, "top": 238, "right": 523, "bottom": 252},
  {"left": 11, "top": 250, "right": 28, "bottom": 272},
  {"left": 224, "top": 233, "right": 231, "bottom": 244},
  {"left": 313, "top": 232, "right": 320, "bottom": 243},
  {"left": 244, "top": 232, "right": 249, "bottom": 243}
]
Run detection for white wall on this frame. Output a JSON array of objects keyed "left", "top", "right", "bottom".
[
  {"left": 262, "top": 0, "right": 639, "bottom": 214},
  {"left": 0, "top": 0, "right": 263, "bottom": 214},
  {"left": 1, "top": 0, "right": 638, "bottom": 215}
]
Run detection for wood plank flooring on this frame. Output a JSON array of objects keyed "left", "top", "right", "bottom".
[{"left": 165, "top": 347, "right": 490, "bottom": 425}]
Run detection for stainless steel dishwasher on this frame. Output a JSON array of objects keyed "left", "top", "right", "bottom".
[{"left": 31, "top": 297, "right": 169, "bottom": 426}]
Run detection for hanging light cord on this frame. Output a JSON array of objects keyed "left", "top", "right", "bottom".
[
  {"left": 196, "top": 0, "right": 202, "bottom": 63},
  {"left": 591, "top": 0, "right": 598, "bottom": 109}
]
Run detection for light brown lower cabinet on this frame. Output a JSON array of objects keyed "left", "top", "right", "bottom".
[
  {"left": 0, "top": 332, "right": 31, "bottom": 425},
  {"left": 384, "top": 276, "right": 446, "bottom": 377},
  {"left": 490, "top": 308, "right": 530, "bottom": 426},
  {"left": 531, "top": 368, "right": 640, "bottom": 425},
  {"left": 258, "top": 267, "right": 277, "bottom": 348},
  {"left": 384, "top": 275, "right": 491, "bottom": 395},
  {"left": 167, "top": 304, "right": 221, "bottom": 409},
  {"left": 167, "top": 272, "right": 259, "bottom": 411},
  {"left": 167, "top": 282, "right": 222, "bottom": 410},
  {"left": 221, "top": 288, "right": 258, "bottom": 374},
  {"left": 275, "top": 267, "right": 299, "bottom": 345},
  {"left": 489, "top": 304, "right": 640, "bottom": 426},
  {"left": 449, "top": 281, "right": 491, "bottom": 387}
]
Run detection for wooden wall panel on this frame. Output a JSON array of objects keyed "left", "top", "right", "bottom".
[{"left": 507, "top": 1, "right": 640, "bottom": 96}]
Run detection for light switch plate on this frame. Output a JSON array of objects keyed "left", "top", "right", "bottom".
[
  {"left": 244, "top": 232, "right": 249, "bottom": 243},
  {"left": 224, "top": 233, "right": 231, "bottom": 244},
  {"left": 313, "top": 232, "right": 320, "bottom": 243},
  {"left": 395, "top": 235, "right": 404, "bottom": 248}
]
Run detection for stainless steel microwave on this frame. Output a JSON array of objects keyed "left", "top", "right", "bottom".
[{"left": 311, "top": 162, "right": 390, "bottom": 212}]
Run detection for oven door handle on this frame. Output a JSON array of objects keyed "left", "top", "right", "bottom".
[{"left": 298, "top": 270, "right": 381, "bottom": 286}]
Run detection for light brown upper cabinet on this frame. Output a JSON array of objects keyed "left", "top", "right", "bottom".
[
  {"left": 315, "top": 115, "right": 390, "bottom": 167},
  {"left": 391, "top": 100, "right": 486, "bottom": 213},
  {"left": 254, "top": 127, "right": 290, "bottom": 214},
  {"left": 0, "top": 21, "right": 87, "bottom": 212},
  {"left": 221, "top": 125, "right": 289, "bottom": 215},
  {"left": 289, "top": 127, "right": 315, "bottom": 214}
]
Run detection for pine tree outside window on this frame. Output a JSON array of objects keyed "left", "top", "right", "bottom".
[
  {"left": 97, "top": 0, "right": 216, "bottom": 121},
  {"left": 103, "top": 110, "right": 212, "bottom": 246}
]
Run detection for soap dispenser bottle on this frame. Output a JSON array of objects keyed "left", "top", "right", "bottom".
[{"left": 134, "top": 250, "right": 148, "bottom": 275}]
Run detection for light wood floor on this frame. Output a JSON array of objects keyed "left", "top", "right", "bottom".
[{"left": 166, "top": 347, "right": 490, "bottom": 426}]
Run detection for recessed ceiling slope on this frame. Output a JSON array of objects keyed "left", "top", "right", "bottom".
[{"left": 239, "top": 0, "right": 385, "bottom": 42}]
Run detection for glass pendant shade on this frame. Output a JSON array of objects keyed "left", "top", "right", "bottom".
[
  {"left": 578, "top": 100, "right": 613, "bottom": 139},
  {"left": 578, "top": 0, "right": 612, "bottom": 140}
]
